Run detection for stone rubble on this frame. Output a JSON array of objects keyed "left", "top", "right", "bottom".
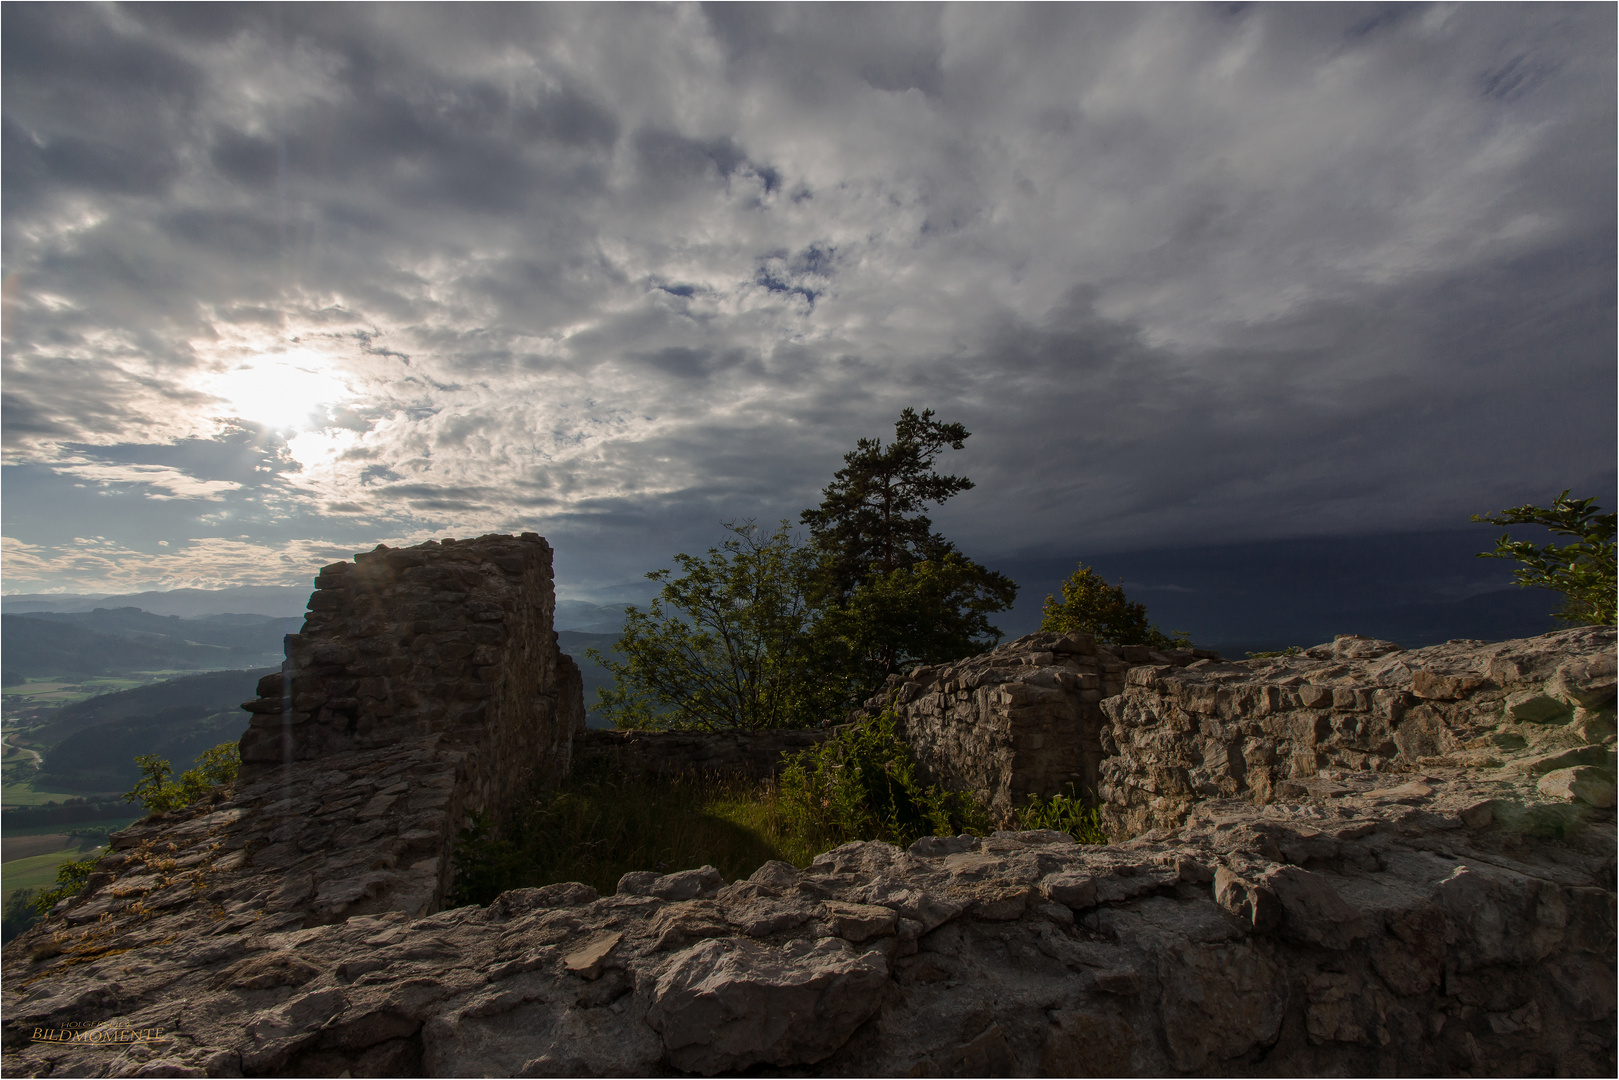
[
  {"left": 3, "top": 781, "right": 1612, "bottom": 1076},
  {"left": 1, "top": 532, "right": 1612, "bottom": 1077}
]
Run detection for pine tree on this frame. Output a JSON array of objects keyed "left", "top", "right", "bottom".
[
  {"left": 801, "top": 408, "right": 980, "bottom": 598},
  {"left": 802, "top": 408, "right": 1016, "bottom": 692}
]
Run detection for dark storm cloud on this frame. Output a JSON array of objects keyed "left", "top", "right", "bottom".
[{"left": 1, "top": 2, "right": 1612, "bottom": 597}]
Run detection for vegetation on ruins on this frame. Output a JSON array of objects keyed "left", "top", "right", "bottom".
[
  {"left": 19, "top": 741, "right": 247, "bottom": 919},
  {"left": 32, "top": 854, "right": 96, "bottom": 916},
  {"left": 775, "top": 711, "right": 992, "bottom": 848},
  {"left": 450, "top": 710, "right": 1113, "bottom": 905},
  {"left": 448, "top": 757, "right": 839, "bottom": 905},
  {"left": 1039, "top": 563, "right": 1190, "bottom": 647},
  {"left": 124, "top": 740, "right": 240, "bottom": 815},
  {"left": 1012, "top": 783, "right": 1108, "bottom": 843},
  {"left": 1472, "top": 490, "right": 1616, "bottom": 627},
  {"left": 587, "top": 522, "right": 838, "bottom": 731},
  {"left": 592, "top": 408, "right": 1018, "bottom": 730}
]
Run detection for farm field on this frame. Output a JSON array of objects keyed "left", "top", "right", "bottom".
[{"left": 1, "top": 844, "right": 103, "bottom": 903}]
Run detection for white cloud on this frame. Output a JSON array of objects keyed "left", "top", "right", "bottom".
[{"left": 2, "top": 3, "right": 1612, "bottom": 595}]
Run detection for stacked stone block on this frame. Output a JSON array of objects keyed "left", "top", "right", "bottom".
[
  {"left": 872, "top": 624, "right": 1614, "bottom": 837},
  {"left": 876, "top": 631, "right": 1220, "bottom": 821},
  {"left": 239, "top": 533, "right": 583, "bottom": 794},
  {"left": 226, "top": 533, "right": 584, "bottom": 917},
  {"left": 1097, "top": 625, "right": 1615, "bottom": 836}
]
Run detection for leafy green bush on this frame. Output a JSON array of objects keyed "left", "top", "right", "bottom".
[
  {"left": 1013, "top": 784, "right": 1107, "bottom": 844},
  {"left": 448, "top": 717, "right": 996, "bottom": 908},
  {"left": 1246, "top": 646, "right": 1303, "bottom": 660},
  {"left": 123, "top": 740, "right": 239, "bottom": 816},
  {"left": 813, "top": 555, "right": 1018, "bottom": 699},
  {"left": 776, "top": 712, "right": 991, "bottom": 849},
  {"left": 1472, "top": 490, "right": 1616, "bottom": 626},
  {"left": 588, "top": 521, "right": 839, "bottom": 731}
]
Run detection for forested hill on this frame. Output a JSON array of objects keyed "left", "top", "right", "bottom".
[
  {"left": 2, "top": 609, "right": 299, "bottom": 683},
  {"left": 30, "top": 668, "right": 271, "bottom": 794}
]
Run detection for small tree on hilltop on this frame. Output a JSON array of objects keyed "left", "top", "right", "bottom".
[
  {"left": 1471, "top": 490, "right": 1616, "bottom": 626},
  {"left": 1040, "top": 563, "right": 1189, "bottom": 648},
  {"left": 588, "top": 521, "right": 837, "bottom": 731}
]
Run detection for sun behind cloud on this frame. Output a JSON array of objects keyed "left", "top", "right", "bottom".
[{"left": 208, "top": 350, "right": 352, "bottom": 432}]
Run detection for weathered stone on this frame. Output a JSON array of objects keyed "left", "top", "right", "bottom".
[
  {"left": 1539, "top": 766, "right": 1618, "bottom": 807},
  {"left": 3, "top": 582, "right": 1613, "bottom": 1079},
  {"left": 1506, "top": 690, "right": 1575, "bottom": 724},
  {"left": 646, "top": 937, "right": 889, "bottom": 1074}
]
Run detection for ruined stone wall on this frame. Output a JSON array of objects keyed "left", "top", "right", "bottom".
[
  {"left": 240, "top": 533, "right": 575, "bottom": 789},
  {"left": 223, "top": 533, "right": 585, "bottom": 919},
  {"left": 878, "top": 633, "right": 1220, "bottom": 821},
  {"left": 1097, "top": 625, "right": 1616, "bottom": 836},
  {"left": 4, "top": 588, "right": 1614, "bottom": 1076},
  {"left": 874, "top": 626, "right": 1615, "bottom": 834}
]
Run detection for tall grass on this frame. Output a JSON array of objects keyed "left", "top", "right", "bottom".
[
  {"left": 449, "top": 715, "right": 1108, "bottom": 908},
  {"left": 448, "top": 758, "right": 840, "bottom": 906}
]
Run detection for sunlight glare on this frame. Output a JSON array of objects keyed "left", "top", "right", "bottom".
[{"left": 210, "top": 350, "right": 350, "bottom": 431}]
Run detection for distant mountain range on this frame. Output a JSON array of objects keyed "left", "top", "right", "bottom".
[
  {"left": 3, "top": 585, "right": 313, "bottom": 619},
  {"left": 3, "top": 588, "right": 630, "bottom": 634},
  {"left": 2, "top": 609, "right": 300, "bottom": 684}
]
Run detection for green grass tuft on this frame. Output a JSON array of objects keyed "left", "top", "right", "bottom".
[{"left": 449, "top": 759, "right": 842, "bottom": 906}]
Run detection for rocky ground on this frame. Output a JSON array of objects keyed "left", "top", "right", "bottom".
[{"left": 2, "top": 628, "right": 1613, "bottom": 1077}]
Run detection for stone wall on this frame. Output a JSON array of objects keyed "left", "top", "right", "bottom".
[
  {"left": 877, "top": 633, "right": 1220, "bottom": 821},
  {"left": 573, "top": 728, "right": 829, "bottom": 781},
  {"left": 4, "top": 745, "right": 1613, "bottom": 1077},
  {"left": 3, "top": 590, "right": 1614, "bottom": 1077},
  {"left": 1096, "top": 625, "right": 1616, "bottom": 836},
  {"left": 239, "top": 532, "right": 580, "bottom": 797},
  {"left": 873, "top": 626, "right": 1615, "bottom": 833},
  {"left": 211, "top": 533, "right": 584, "bottom": 921}
]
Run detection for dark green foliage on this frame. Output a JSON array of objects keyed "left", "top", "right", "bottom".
[
  {"left": 446, "top": 722, "right": 998, "bottom": 908},
  {"left": 1013, "top": 784, "right": 1107, "bottom": 844},
  {"left": 776, "top": 712, "right": 991, "bottom": 849},
  {"left": 593, "top": 407, "right": 1017, "bottom": 726},
  {"left": 1472, "top": 491, "right": 1616, "bottom": 626},
  {"left": 1246, "top": 646, "right": 1303, "bottom": 659},
  {"left": 1040, "top": 563, "right": 1189, "bottom": 648},
  {"left": 33, "top": 857, "right": 95, "bottom": 916},
  {"left": 587, "top": 522, "right": 837, "bottom": 731},
  {"left": 122, "top": 741, "right": 240, "bottom": 816},
  {"left": 815, "top": 555, "right": 1019, "bottom": 693},
  {"left": 799, "top": 408, "right": 1016, "bottom": 700},
  {"left": 801, "top": 408, "right": 980, "bottom": 597},
  {"left": 2, "top": 888, "right": 41, "bottom": 944}
]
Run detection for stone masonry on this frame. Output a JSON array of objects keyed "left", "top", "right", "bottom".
[
  {"left": 873, "top": 627, "right": 1615, "bottom": 835},
  {"left": 876, "top": 636, "right": 1220, "bottom": 821},
  {"left": 2, "top": 561, "right": 1613, "bottom": 1077},
  {"left": 187, "top": 533, "right": 583, "bottom": 922}
]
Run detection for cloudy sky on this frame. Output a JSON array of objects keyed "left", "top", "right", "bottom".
[{"left": 3, "top": 2, "right": 1614, "bottom": 611}]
